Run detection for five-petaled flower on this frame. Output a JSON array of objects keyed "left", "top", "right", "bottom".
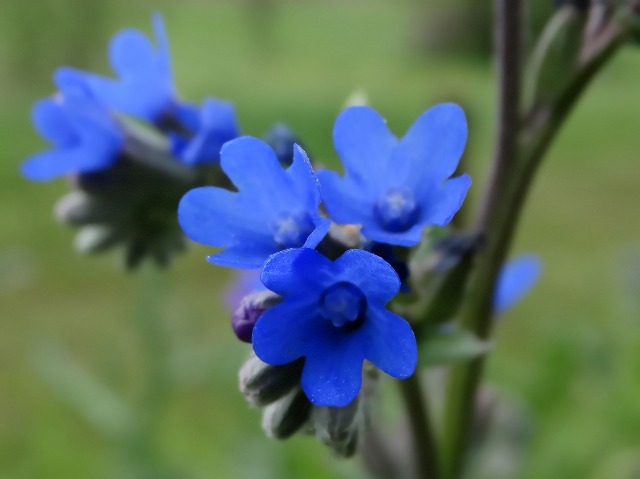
[
  {"left": 55, "top": 13, "right": 175, "bottom": 123},
  {"left": 21, "top": 90, "right": 124, "bottom": 182},
  {"left": 318, "top": 104, "right": 471, "bottom": 246},
  {"left": 178, "top": 137, "right": 330, "bottom": 269},
  {"left": 252, "top": 247, "right": 417, "bottom": 407}
]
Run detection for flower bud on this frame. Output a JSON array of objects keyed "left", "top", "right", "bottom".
[
  {"left": 232, "top": 290, "right": 281, "bottom": 343},
  {"left": 307, "top": 365, "right": 379, "bottom": 457},
  {"left": 261, "top": 387, "right": 312, "bottom": 440},
  {"left": 74, "top": 225, "right": 121, "bottom": 253},
  {"left": 239, "top": 354, "right": 303, "bottom": 407}
]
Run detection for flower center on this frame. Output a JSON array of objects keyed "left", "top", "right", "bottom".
[
  {"left": 320, "top": 282, "right": 366, "bottom": 328},
  {"left": 271, "top": 211, "right": 315, "bottom": 248},
  {"left": 374, "top": 187, "right": 419, "bottom": 232}
]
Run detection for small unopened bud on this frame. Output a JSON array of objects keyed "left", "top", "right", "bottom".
[
  {"left": 310, "top": 398, "right": 361, "bottom": 457},
  {"left": 308, "top": 365, "right": 379, "bottom": 457},
  {"left": 239, "top": 355, "right": 304, "bottom": 407},
  {"left": 262, "top": 387, "right": 312, "bottom": 440},
  {"left": 74, "top": 225, "right": 121, "bottom": 253},
  {"left": 232, "top": 290, "right": 281, "bottom": 343},
  {"left": 55, "top": 191, "right": 120, "bottom": 226}
]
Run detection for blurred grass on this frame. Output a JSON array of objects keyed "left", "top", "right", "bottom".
[{"left": 1, "top": 1, "right": 640, "bottom": 478}]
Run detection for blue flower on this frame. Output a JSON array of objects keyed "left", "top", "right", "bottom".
[
  {"left": 318, "top": 105, "right": 471, "bottom": 247},
  {"left": 170, "top": 98, "right": 240, "bottom": 165},
  {"left": 493, "top": 254, "right": 542, "bottom": 314},
  {"left": 178, "top": 137, "right": 331, "bottom": 269},
  {"left": 55, "top": 13, "right": 174, "bottom": 122},
  {"left": 252, "top": 248, "right": 417, "bottom": 407},
  {"left": 21, "top": 90, "right": 124, "bottom": 182}
]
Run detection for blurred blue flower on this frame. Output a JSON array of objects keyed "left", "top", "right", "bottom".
[
  {"left": 252, "top": 248, "right": 417, "bottom": 407},
  {"left": 170, "top": 98, "right": 240, "bottom": 165},
  {"left": 493, "top": 254, "right": 542, "bottom": 314},
  {"left": 318, "top": 105, "right": 471, "bottom": 246},
  {"left": 55, "top": 13, "right": 174, "bottom": 122},
  {"left": 263, "top": 123, "right": 305, "bottom": 167},
  {"left": 224, "top": 269, "right": 264, "bottom": 311},
  {"left": 21, "top": 91, "right": 124, "bottom": 182},
  {"left": 178, "top": 137, "right": 330, "bottom": 269}
]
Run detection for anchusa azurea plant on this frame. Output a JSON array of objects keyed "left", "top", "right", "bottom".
[{"left": 30, "top": 2, "right": 640, "bottom": 477}]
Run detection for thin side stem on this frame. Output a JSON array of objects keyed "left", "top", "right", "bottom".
[{"left": 398, "top": 374, "right": 440, "bottom": 479}]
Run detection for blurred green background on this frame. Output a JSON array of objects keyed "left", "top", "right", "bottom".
[{"left": 2, "top": 0, "right": 640, "bottom": 478}]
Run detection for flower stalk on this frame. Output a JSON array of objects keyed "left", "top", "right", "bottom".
[{"left": 439, "top": 3, "right": 630, "bottom": 479}]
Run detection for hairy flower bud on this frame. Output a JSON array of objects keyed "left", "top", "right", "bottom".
[
  {"left": 307, "top": 366, "right": 379, "bottom": 457},
  {"left": 232, "top": 290, "right": 282, "bottom": 343},
  {"left": 261, "top": 387, "right": 312, "bottom": 440},
  {"left": 239, "top": 354, "right": 303, "bottom": 407}
]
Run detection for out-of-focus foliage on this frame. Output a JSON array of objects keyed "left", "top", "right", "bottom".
[
  {"left": 413, "top": 0, "right": 555, "bottom": 56},
  {"left": 3, "top": 0, "right": 111, "bottom": 84}
]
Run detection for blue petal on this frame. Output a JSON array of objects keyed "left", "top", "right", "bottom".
[
  {"left": 32, "top": 97, "right": 75, "bottom": 146},
  {"left": 392, "top": 103, "right": 468, "bottom": 188},
  {"left": 172, "top": 101, "right": 200, "bottom": 132},
  {"left": 151, "top": 12, "right": 172, "bottom": 78},
  {"left": 332, "top": 249, "right": 400, "bottom": 303},
  {"left": 220, "top": 137, "right": 296, "bottom": 216},
  {"left": 493, "top": 255, "right": 542, "bottom": 314},
  {"left": 317, "top": 169, "right": 375, "bottom": 225},
  {"left": 286, "top": 145, "right": 319, "bottom": 212},
  {"left": 303, "top": 217, "right": 331, "bottom": 250},
  {"left": 178, "top": 186, "right": 275, "bottom": 249},
  {"left": 252, "top": 297, "right": 320, "bottom": 365},
  {"left": 62, "top": 93, "right": 123, "bottom": 150},
  {"left": 21, "top": 148, "right": 113, "bottom": 181},
  {"left": 417, "top": 174, "right": 472, "bottom": 227},
  {"left": 360, "top": 221, "right": 424, "bottom": 247},
  {"left": 361, "top": 305, "right": 416, "bottom": 379},
  {"left": 110, "top": 29, "right": 157, "bottom": 79},
  {"left": 260, "top": 248, "right": 333, "bottom": 297},
  {"left": 254, "top": 297, "right": 365, "bottom": 406},
  {"left": 207, "top": 245, "right": 280, "bottom": 269},
  {"left": 301, "top": 337, "right": 365, "bottom": 407},
  {"left": 55, "top": 67, "right": 94, "bottom": 97},
  {"left": 333, "top": 106, "right": 397, "bottom": 192},
  {"left": 180, "top": 98, "right": 239, "bottom": 165},
  {"left": 56, "top": 15, "right": 174, "bottom": 121}
]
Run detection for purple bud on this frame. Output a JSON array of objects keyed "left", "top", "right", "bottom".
[{"left": 232, "top": 290, "right": 281, "bottom": 343}]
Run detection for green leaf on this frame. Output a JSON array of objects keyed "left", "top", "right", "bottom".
[{"left": 419, "top": 327, "right": 491, "bottom": 367}]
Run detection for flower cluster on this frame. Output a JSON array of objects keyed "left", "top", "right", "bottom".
[
  {"left": 22, "top": 14, "right": 240, "bottom": 267},
  {"left": 179, "top": 102, "right": 473, "bottom": 414}
]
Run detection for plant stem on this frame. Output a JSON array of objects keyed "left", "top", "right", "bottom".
[
  {"left": 440, "top": 5, "right": 628, "bottom": 479},
  {"left": 399, "top": 374, "right": 440, "bottom": 479}
]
